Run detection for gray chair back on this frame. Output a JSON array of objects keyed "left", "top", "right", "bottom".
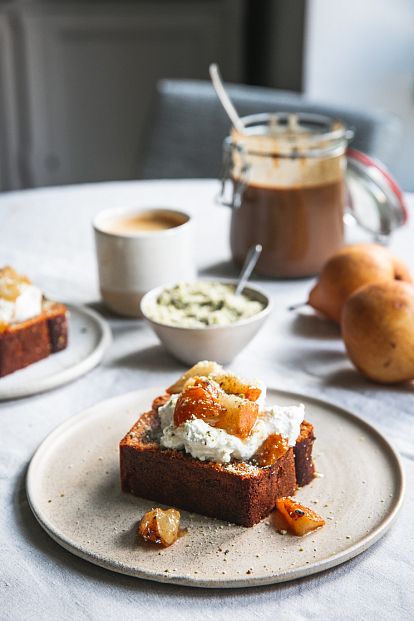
[{"left": 140, "top": 79, "right": 402, "bottom": 180}]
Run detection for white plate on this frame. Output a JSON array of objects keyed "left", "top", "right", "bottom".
[
  {"left": 0, "top": 304, "right": 112, "bottom": 400},
  {"left": 26, "top": 387, "right": 405, "bottom": 588}
]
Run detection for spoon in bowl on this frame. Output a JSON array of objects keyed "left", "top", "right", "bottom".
[
  {"left": 235, "top": 244, "right": 262, "bottom": 296},
  {"left": 209, "top": 63, "right": 245, "bottom": 135}
]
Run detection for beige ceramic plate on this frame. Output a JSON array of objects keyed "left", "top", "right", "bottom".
[
  {"left": 0, "top": 304, "right": 112, "bottom": 400},
  {"left": 26, "top": 387, "right": 405, "bottom": 588}
]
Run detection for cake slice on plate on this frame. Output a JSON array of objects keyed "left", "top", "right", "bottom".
[
  {"left": 120, "top": 362, "right": 315, "bottom": 527},
  {"left": 0, "top": 266, "right": 68, "bottom": 377}
]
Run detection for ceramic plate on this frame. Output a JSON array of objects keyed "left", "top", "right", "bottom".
[
  {"left": 26, "top": 387, "right": 404, "bottom": 588},
  {"left": 0, "top": 304, "right": 112, "bottom": 400}
]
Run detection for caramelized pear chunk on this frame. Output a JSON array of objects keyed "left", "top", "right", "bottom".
[
  {"left": 0, "top": 266, "right": 31, "bottom": 302},
  {"left": 254, "top": 433, "right": 289, "bottom": 466},
  {"left": 167, "top": 361, "right": 262, "bottom": 403},
  {"left": 275, "top": 497, "right": 325, "bottom": 536},
  {"left": 214, "top": 392, "right": 259, "bottom": 438},
  {"left": 244, "top": 386, "right": 262, "bottom": 402},
  {"left": 138, "top": 508, "right": 181, "bottom": 546},
  {"left": 211, "top": 371, "right": 262, "bottom": 402},
  {"left": 174, "top": 378, "right": 226, "bottom": 427},
  {"left": 173, "top": 377, "right": 259, "bottom": 438},
  {"left": 167, "top": 361, "right": 223, "bottom": 394}
]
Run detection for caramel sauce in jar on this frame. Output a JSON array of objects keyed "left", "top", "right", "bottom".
[
  {"left": 222, "top": 113, "right": 349, "bottom": 278},
  {"left": 231, "top": 180, "right": 345, "bottom": 277}
]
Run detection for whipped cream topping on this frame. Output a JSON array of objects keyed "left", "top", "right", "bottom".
[
  {"left": 158, "top": 388, "right": 305, "bottom": 464},
  {"left": 0, "top": 269, "right": 42, "bottom": 325}
]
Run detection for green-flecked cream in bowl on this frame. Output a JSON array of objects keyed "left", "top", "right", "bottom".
[{"left": 140, "top": 281, "right": 272, "bottom": 365}]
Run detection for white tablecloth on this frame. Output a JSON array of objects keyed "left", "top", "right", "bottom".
[{"left": 1, "top": 180, "right": 413, "bottom": 621}]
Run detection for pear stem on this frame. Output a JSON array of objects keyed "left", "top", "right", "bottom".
[{"left": 288, "top": 301, "right": 308, "bottom": 311}]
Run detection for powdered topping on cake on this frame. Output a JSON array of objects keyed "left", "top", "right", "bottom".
[{"left": 158, "top": 362, "right": 304, "bottom": 464}]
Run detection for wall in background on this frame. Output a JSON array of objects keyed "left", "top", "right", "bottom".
[
  {"left": 304, "top": 0, "right": 414, "bottom": 191},
  {"left": 245, "top": 0, "right": 305, "bottom": 92},
  {"left": 3, "top": 0, "right": 411, "bottom": 191},
  {"left": 0, "top": 0, "right": 246, "bottom": 191}
]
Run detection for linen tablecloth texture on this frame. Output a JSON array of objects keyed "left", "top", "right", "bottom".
[{"left": 1, "top": 180, "right": 413, "bottom": 621}]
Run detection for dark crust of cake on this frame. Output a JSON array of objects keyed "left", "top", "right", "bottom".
[
  {"left": 0, "top": 301, "right": 68, "bottom": 377},
  {"left": 120, "top": 395, "right": 315, "bottom": 528},
  {"left": 294, "top": 421, "right": 315, "bottom": 487}
]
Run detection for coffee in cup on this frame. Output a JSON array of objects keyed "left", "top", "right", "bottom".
[
  {"left": 93, "top": 208, "right": 195, "bottom": 317},
  {"left": 99, "top": 211, "right": 184, "bottom": 234}
]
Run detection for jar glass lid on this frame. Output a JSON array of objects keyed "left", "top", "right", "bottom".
[
  {"left": 231, "top": 112, "right": 351, "bottom": 157},
  {"left": 345, "top": 148, "right": 408, "bottom": 239}
]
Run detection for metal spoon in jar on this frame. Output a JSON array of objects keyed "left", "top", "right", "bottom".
[
  {"left": 235, "top": 244, "right": 262, "bottom": 296},
  {"left": 209, "top": 63, "right": 245, "bottom": 135}
]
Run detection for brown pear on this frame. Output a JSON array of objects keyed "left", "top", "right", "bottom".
[
  {"left": 308, "top": 243, "right": 412, "bottom": 324},
  {"left": 342, "top": 280, "right": 414, "bottom": 383}
]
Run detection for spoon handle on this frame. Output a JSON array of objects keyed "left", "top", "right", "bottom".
[
  {"left": 209, "top": 63, "right": 245, "bottom": 135},
  {"left": 235, "top": 244, "right": 262, "bottom": 296}
]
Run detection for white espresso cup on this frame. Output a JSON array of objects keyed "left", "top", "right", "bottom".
[{"left": 93, "top": 207, "right": 196, "bottom": 317}]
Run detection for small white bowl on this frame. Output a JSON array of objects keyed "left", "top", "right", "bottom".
[{"left": 140, "top": 281, "right": 273, "bottom": 365}]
